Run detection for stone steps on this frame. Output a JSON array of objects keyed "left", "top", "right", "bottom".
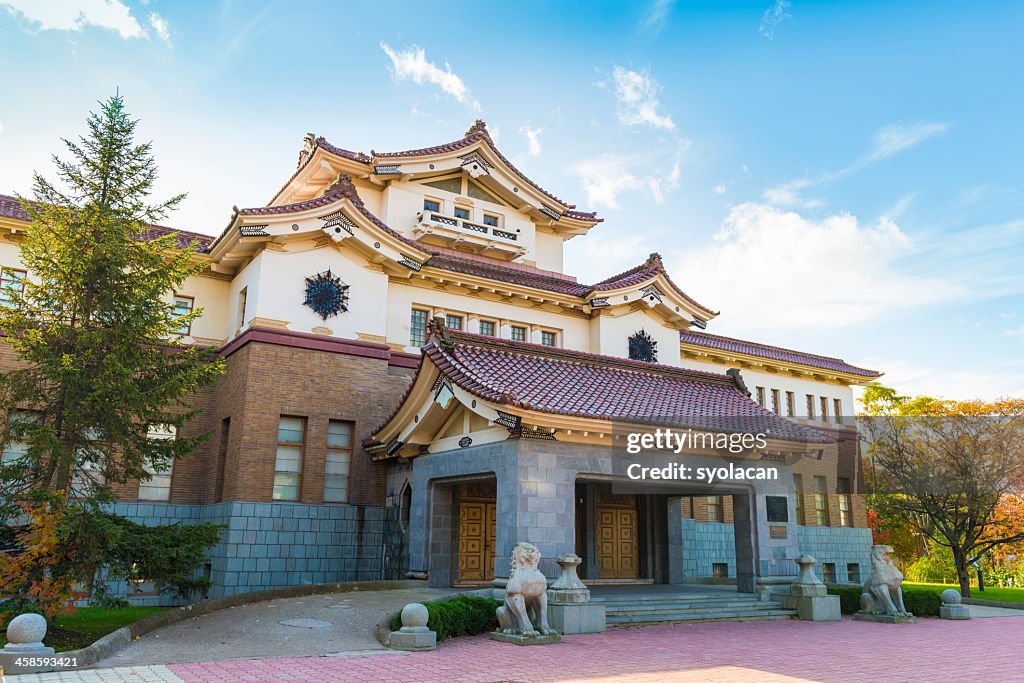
[{"left": 594, "top": 593, "right": 797, "bottom": 625}]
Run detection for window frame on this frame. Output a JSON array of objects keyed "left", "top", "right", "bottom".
[
  {"left": 410, "top": 308, "right": 429, "bottom": 347},
  {"left": 771, "top": 389, "right": 781, "bottom": 414},
  {"left": 834, "top": 398, "right": 843, "bottom": 424},
  {"left": 423, "top": 197, "right": 442, "bottom": 213},
  {"left": 482, "top": 213, "right": 500, "bottom": 227},
  {"left": 510, "top": 325, "right": 527, "bottom": 342},
  {"left": 273, "top": 416, "right": 305, "bottom": 502},
  {"left": 820, "top": 396, "right": 829, "bottom": 422},
  {"left": 444, "top": 313, "right": 463, "bottom": 331},
  {"left": 540, "top": 330, "right": 557, "bottom": 347},
  {"left": 138, "top": 424, "right": 176, "bottom": 502},
  {"left": 793, "top": 473, "right": 805, "bottom": 525},
  {"left": 453, "top": 206, "right": 471, "bottom": 220},
  {"left": 756, "top": 386, "right": 766, "bottom": 407},
  {"left": 706, "top": 495, "right": 723, "bottom": 523},
  {"left": 786, "top": 391, "right": 795, "bottom": 417},
  {"left": 813, "top": 475, "right": 829, "bottom": 526},
  {"left": 0, "top": 267, "right": 27, "bottom": 307},
  {"left": 806, "top": 394, "right": 815, "bottom": 420},
  {"left": 172, "top": 295, "right": 195, "bottom": 336},
  {"left": 323, "top": 420, "right": 353, "bottom": 503},
  {"left": 478, "top": 319, "right": 496, "bottom": 337}
]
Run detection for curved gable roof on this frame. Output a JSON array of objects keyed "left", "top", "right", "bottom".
[{"left": 592, "top": 253, "right": 717, "bottom": 318}]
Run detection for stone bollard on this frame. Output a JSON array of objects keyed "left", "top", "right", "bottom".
[
  {"left": 939, "top": 589, "right": 970, "bottom": 620},
  {"left": 387, "top": 603, "right": 436, "bottom": 651},
  {"left": 778, "top": 554, "right": 841, "bottom": 621},
  {"left": 546, "top": 552, "right": 605, "bottom": 634},
  {"left": 0, "top": 613, "right": 56, "bottom": 675}
]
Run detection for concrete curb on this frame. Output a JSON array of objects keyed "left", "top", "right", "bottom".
[
  {"left": 374, "top": 588, "right": 494, "bottom": 646},
  {"left": 962, "top": 597, "right": 1024, "bottom": 610},
  {"left": 3, "top": 580, "right": 426, "bottom": 675}
]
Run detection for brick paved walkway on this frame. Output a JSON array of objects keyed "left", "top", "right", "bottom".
[{"left": 9, "top": 615, "right": 1024, "bottom": 682}]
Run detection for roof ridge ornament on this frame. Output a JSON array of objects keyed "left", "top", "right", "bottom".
[
  {"left": 465, "top": 119, "right": 490, "bottom": 138},
  {"left": 726, "top": 368, "right": 751, "bottom": 397}
]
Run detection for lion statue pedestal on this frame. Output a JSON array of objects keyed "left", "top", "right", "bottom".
[
  {"left": 490, "top": 542, "right": 562, "bottom": 646},
  {"left": 854, "top": 544, "right": 916, "bottom": 624}
]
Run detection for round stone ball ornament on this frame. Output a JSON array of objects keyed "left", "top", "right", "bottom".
[{"left": 303, "top": 269, "right": 349, "bottom": 320}]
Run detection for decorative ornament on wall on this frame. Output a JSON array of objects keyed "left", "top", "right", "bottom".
[
  {"left": 303, "top": 269, "right": 349, "bottom": 320},
  {"left": 628, "top": 329, "right": 658, "bottom": 363}
]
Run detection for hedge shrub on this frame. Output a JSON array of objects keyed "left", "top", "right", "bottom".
[
  {"left": 390, "top": 595, "right": 502, "bottom": 641},
  {"left": 827, "top": 586, "right": 941, "bottom": 617}
]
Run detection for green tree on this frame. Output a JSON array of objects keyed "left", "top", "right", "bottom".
[
  {"left": 0, "top": 94, "right": 223, "bottom": 510},
  {"left": 860, "top": 383, "right": 1024, "bottom": 597}
]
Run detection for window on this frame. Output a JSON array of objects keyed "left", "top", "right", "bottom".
[
  {"left": 806, "top": 394, "right": 815, "bottom": 420},
  {"left": 274, "top": 417, "right": 305, "bottom": 501},
  {"left": 766, "top": 495, "right": 789, "bottom": 523},
  {"left": 410, "top": 308, "right": 429, "bottom": 347},
  {"left": 324, "top": 421, "right": 352, "bottom": 503},
  {"left": 847, "top": 563, "right": 861, "bottom": 584},
  {"left": 172, "top": 296, "right": 194, "bottom": 336},
  {"left": 706, "top": 495, "right": 723, "bottom": 522},
  {"left": 822, "top": 562, "right": 836, "bottom": 584},
  {"left": 482, "top": 213, "right": 499, "bottom": 227},
  {"left": 72, "top": 428, "right": 106, "bottom": 498},
  {"left": 813, "top": 475, "right": 829, "bottom": 526},
  {"left": 837, "top": 477, "right": 852, "bottom": 527},
  {"left": 453, "top": 206, "right": 470, "bottom": 220},
  {"left": 771, "top": 389, "right": 781, "bottom": 414},
  {"left": 0, "top": 268, "right": 26, "bottom": 307},
  {"left": 139, "top": 425, "right": 176, "bottom": 501},
  {"left": 237, "top": 287, "right": 247, "bottom": 331},
  {"left": 786, "top": 391, "right": 795, "bottom": 417},
  {"left": 712, "top": 563, "right": 729, "bottom": 578},
  {"left": 541, "top": 331, "right": 557, "bottom": 347},
  {"left": 834, "top": 398, "right": 843, "bottom": 425},
  {"left": 444, "top": 314, "right": 463, "bottom": 331},
  {"left": 423, "top": 198, "right": 441, "bottom": 213},
  {"left": 756, "top": 387, "right": 766, "bottom": 407},
  {"left": 2, "top": 410, "right": 36, "bottom": 465},
  {"left": 820, "top": 396, "right": 829, "bottom": 422},
  {"left": 510, "top": 325, "right": 526, "bottom": 342},
  {"left": 793, "top": 474, "right": 805, "bottom": 525},
  {"left": 478, "top": 320, "right": 496, "bottom": 336}
]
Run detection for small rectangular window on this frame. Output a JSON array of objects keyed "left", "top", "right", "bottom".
[
  {"left": 2, "top": 410, "right": 37, "bottom": 465},
  {"left": 482, "top": 213, "right": 499, "bottom": 227},
  {"left": 139, "top": 424, "right": 176, "bottom": 501},
  {"left": 410, "top": 309, "right": 429, "bottom": 347},
  {"left": 834, "top": 398, "right": 843, "bottom": 424},
  {"left": 820, "top": 396, "right": 829, "bottom": 422},
  {"left": 786, "top": 391, "right": 795, "bottom": 417},
  {"left": 756, "top": 387, "right": 766, "bottom": 407},
  {"left": 510, "top": 325, "right": 526, "bottom": 342},
  {"left": 712, "top": 563, "right": 728, "bottom": 578},
  {"left": 478, "top": 320, "right": 496, "bottom": 336},
  {"left": 541, "top": 331, "right": 557, "bottom": 347},
  {"left": 771, "top": 389, "right": 781, "bottom": 414},
  {"left": 847, "top": 563, "right": 860, "bottom": 584},
  {"left": 706, "top": 495, "right": 723, "bottom": 522},
  {"left": 274, "top": 416, "right": 304, "bottom": 501},
  {"left": 813, "top": 475, "right": 829, "bottom": 526},
  {"left": 793, "top": 473, "right": 805, "bottom": 525},
  {"left": 766, "top": 495, "right": 789, "bottom": 523},
  {"left": 172, "top": 295, "right": 194, "bottom": 336},
  {"left": 324, "top": 421, "right": 352, "bottom": 503},
  {"left": 423, "top": 198, "right": 441, "bottom": 213},
  {"left": 444, "top": 314, "right": 463, "bottom": 331},
  {"left": 806, "top": 394, "right": 815, "bottom": 419},
  {"left": 822, "top": 562, "right": 836, "bottom": 584},
  {"left": 0, "top": 268, "right": 26, "bottom": 307},
  {"left": 453, "top": 206, "right": 470, "bottom": 220}
]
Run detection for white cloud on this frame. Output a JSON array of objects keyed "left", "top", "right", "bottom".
[
  {"left": 857, "top": 358, "right": 1024, "bottom": 402},
  {"left": 639, "top": 0, "right": 674, "bottom": 34},
  {"left": 148, "top": 12, "right": 169, "bottom": 44},
  {"left": 759, "top": 0, "right": 791, "bottom": 39},
  {"left": 675, "top": 203, "right": 963, "bottom": 332},
  {"left": 712, "top": 183, "right": 727, "bottom": 195},
  {"left": 1, "top": 0, "right": 146, "bottom": 39},
  {"left": 380, "top": 42, "right": 481, "bottom": 113},
  {"left": 519, "top": 125, "right": 543, "bottom": 157},
  {"left": 609, "top": 66, "right": 676, "bottom": 131},
  {"left": 1005, "top": 325, "right": 1024, "bottom": 338},
  {"left": 575, "top": 145, "right": 687, "bottom": 209},
  {"left": 867, "top": 122, "right": 951, "bottom": 162}
]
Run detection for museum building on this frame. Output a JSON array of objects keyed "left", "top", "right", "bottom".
[{"left": 0, "top": 121, "right": 880, "bottom": 602}]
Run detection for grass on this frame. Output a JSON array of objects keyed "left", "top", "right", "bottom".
[
  {"left": 1, "top": 606, "right": 167, "bottom": 652},
  {"left": 904, "top": 582, "right": 1024, "bottom": 604}
]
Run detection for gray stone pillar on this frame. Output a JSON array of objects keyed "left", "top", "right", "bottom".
[
  {"left": 666, "top": 496, "right": 685, "bottom": 584},
  {"left": 583, "top": 482, "right": 599, "bottom": 580},
  {"left": 733, "top": 492, "right": 758, "bottom": 593},
  {"left": 427, "top": 482, "right": 456, "bottom": 588}
]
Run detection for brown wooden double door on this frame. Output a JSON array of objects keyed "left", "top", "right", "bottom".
[
  {"left": 457, "top": 500, "right": 496, "bottom": 583},
  {"left": 597, "top": 506, "right": 639, "bottom": 579}
]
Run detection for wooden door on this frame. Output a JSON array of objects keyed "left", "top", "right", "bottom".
[
  {"left": 597, "top": 506, "right": 639, "bottom": 579},
  {"left": 458, "top": 501, "right": 496, "bottom": 582}
]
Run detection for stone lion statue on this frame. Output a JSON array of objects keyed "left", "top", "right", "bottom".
[
  {"left": 860, "top": 544, "right": 912, "bottom": 617},
  {"left": 496, "top": 542, "right": 557, "bottom": 637}
]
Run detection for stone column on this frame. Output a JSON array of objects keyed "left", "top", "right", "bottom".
[
  {"left": 666, "top": 496, "right": 685, "bottom": 584},
  {"left": 583, "top": 482, "right": 599, "bottom": 580},
  {"left": 733, "top": 492, "right": 758, "bottom": 593}
]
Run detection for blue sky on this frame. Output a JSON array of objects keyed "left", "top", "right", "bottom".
[{"left": 0, "top": 0, "right": 1021, "bottom": 400}]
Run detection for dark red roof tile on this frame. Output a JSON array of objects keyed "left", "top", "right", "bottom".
[
  {"left": 680, "top": 329, "right": 882, "bottom": 377},
  {"left": 592, "top": 253, "right": 717, "bottom": 318}
]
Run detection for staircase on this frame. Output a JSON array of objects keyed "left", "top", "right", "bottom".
[{"left": 592, "top": 591, "right": 797, "bottom": 626}]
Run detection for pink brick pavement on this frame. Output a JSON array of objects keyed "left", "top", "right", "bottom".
[{"left": 167, "top": 616, "right": 1024, "bottom": 683}]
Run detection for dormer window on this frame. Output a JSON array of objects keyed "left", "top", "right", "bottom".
[
  {"left": 423, "top": 198, "right": 441, "bottom": 213},
  {"left": 453, "top": 206, "right": 470, "bottom": 220}
]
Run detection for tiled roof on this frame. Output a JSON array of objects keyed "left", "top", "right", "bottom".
[
  {"left": 0, "top": 194, "right": 214, "bottom": 251},
  {"left": 592, "top": 253, "right": 717, "bottom": 318},
  {"left": 424, "top": 253, "right": 591, "bottom": 297},
  {"left": 680, "top": 329, "right": 882, "bottom": 378},
  {"left": 414, "top": 326, "right": 833, "bottom": 443}
]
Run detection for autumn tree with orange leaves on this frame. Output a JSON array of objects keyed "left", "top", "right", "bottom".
[{"left": 860, "top": 384, "right": 1024, "bottom": 597}]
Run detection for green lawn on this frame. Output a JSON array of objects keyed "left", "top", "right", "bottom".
[
  {"left": 904, "top": 581, "right": 1024, "bottom": 604},
  {"left": 1, "top": 606, "right": 166, "bottom": 652}
]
